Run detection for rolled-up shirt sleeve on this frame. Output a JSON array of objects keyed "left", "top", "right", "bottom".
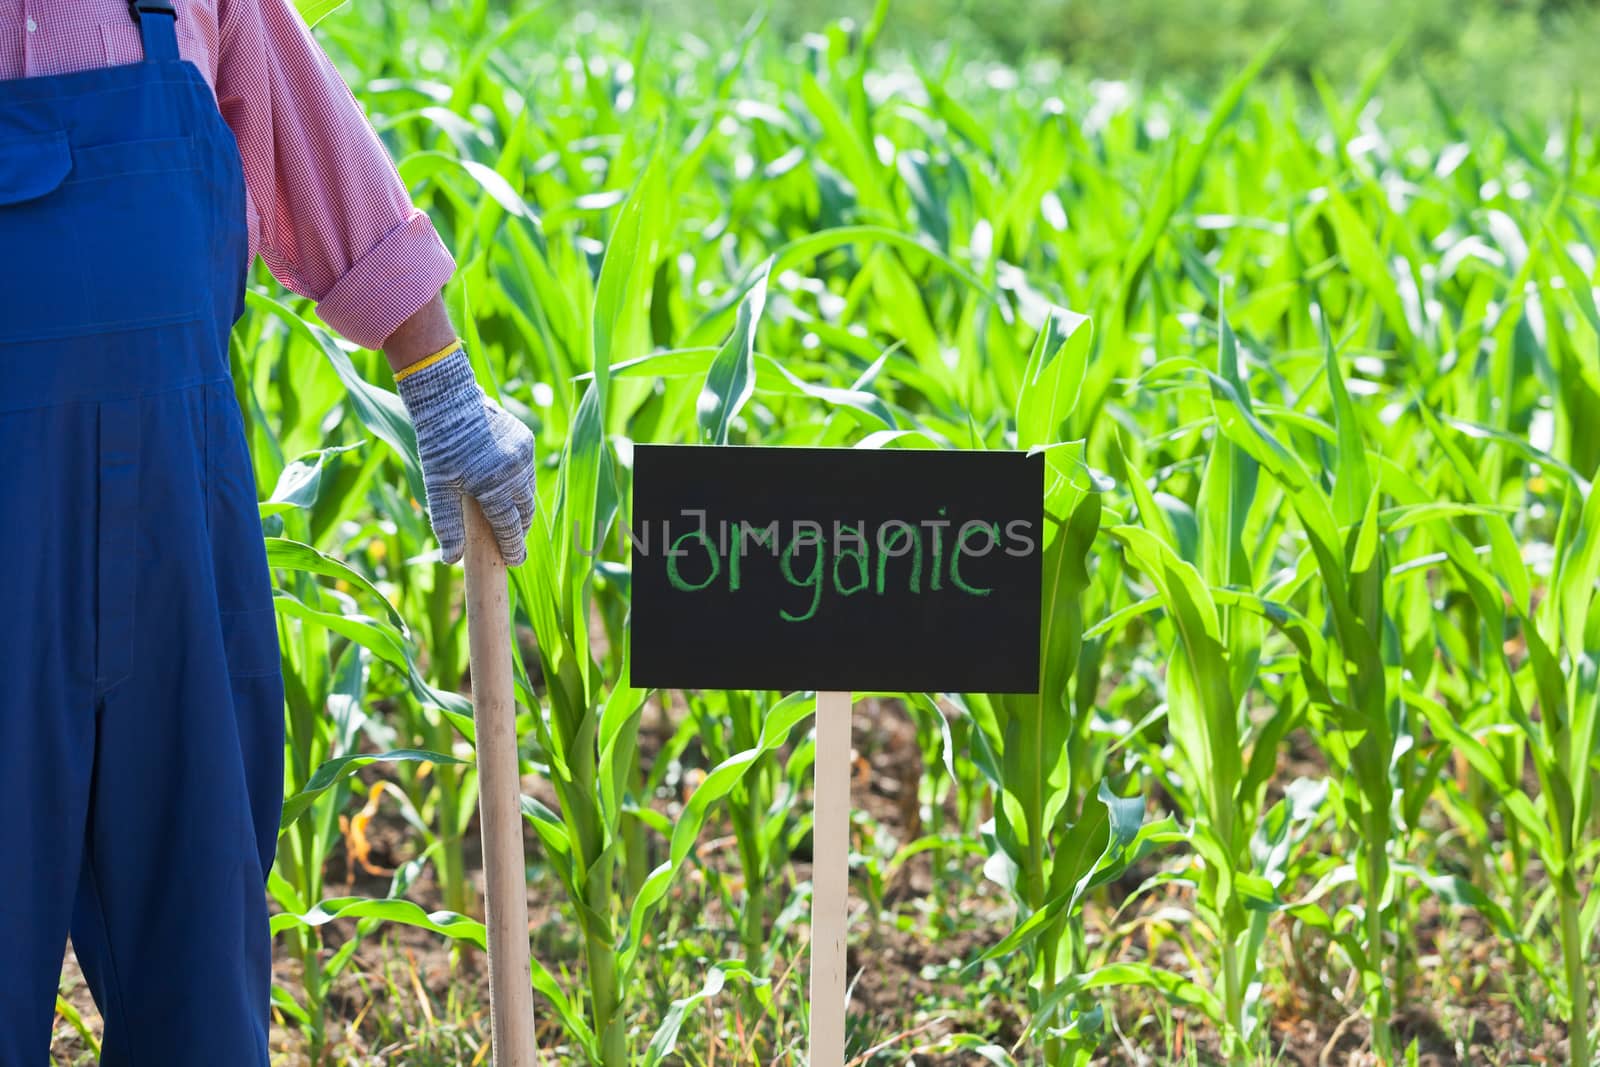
[{"left": 215, "top": 0, "right": 455, "bottom": 350}]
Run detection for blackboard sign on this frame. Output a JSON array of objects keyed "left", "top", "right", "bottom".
[{"left": 629, "top": 445, "right": 1043, "bottom": 693}]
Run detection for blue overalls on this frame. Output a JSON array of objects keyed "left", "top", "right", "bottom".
[{"left": 0, "top": 3, "right": 281, "bottom": 1063}]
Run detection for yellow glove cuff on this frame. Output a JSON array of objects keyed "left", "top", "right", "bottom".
[{"left": 393, "top": 339, "right": 463, "bottom": 383}]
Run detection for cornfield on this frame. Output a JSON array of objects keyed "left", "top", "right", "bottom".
[{"left": 54, "top": 0, "right": 1600, "bottom": 1064}]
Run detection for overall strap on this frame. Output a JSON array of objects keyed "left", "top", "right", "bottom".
[{"left": 129, "top": 0, "right": 180, "bottom": 62}]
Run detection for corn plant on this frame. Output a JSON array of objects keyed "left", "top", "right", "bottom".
[{"left": 179, "top": 3, "right": 1600, "bottom": 1064}]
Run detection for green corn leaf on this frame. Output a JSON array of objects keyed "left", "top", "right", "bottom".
[
  {"left": 1415, "top": 398, "right": 1532, "bottom": 615},
  {"left": 698, "top": 258, "right": 771, "bottom": 444},
  {"left": 293, "top": 0, "right": 350, "bottom": 27},
  {"left": 259, "top": 442, "right": 366, "bottom": 516},
  {"left": 1029, "top": 961, "right": 1223, "bottom": 1037},
  {"left": 1199, "top": 306, "right": 1263, "bottom": 700},
  {"left": 1111, "top": 524, "right": 1239, "bottom": 842},
  {"left": 757, "top": 354, "right": 897, "bottom": 430},
  {"left": 271, "top": 590, "right": 475, "bottom": 738},
  {"left": 269, "top": 898, "right": 485, "bottom": 948},
  {"left": 1320, "top": 309, "right": 1373, "bottom": 525},
  {"left": 1015, "top": 305, "right": 1092, "bottom": 451},
  {"left": 617, "top": 691, "right": 817, "bottom": 977},
  {"left": 597, "top": 661, "right": 649, "bottom": 836},
  {"left": 1114, "top": 428, "right": 1181, "bottom": 553},
  {"left": 245, "top": 291, "right": 426, "bottom": 505},
  {"left": 54, "top": 995, "right": 101, "bottom": 1057},
  {"left": 264, "top": 538, "right": 406, "bottom": 632},
  {"left": 279, "top": 750, "right": 459, "bottom": 828},
  {"left": 521, "top": 794, "right": 574, "bottom": 862},
  {"left": 641, "top": 962, "right": 761, "bottom": 1067},
  {"left": 1402, "top": 684, "right": 1556, "bottom": 861}
]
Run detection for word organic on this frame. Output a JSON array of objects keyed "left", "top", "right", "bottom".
[{"left": 641, "top": 512, "right": 1037, "bottom": 620}]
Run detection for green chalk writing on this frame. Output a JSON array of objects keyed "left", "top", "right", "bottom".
[
  {"left": 730, "top": 519, "right": 778, "bottom": 591},
  {"left": 779, "top": 535, "right": 825, "bottom": 622},
  {"left": 950, "top": 521, "right": 998, "bottom": 596},
  {"left": 833, "top": 522, "right": 869, "bottom": 596},
  {"left": 875, "top": 521, "right": 922, "bottom": 594},
  {"left": 652, "top": 511, "right": 1030, "bottom": 620},
  {"left": 666, "top": 527, "right": 720, "bottom": 591}
]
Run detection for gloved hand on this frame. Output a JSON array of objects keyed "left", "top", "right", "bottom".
[{"left": 395, "top": 344, "right": 536, "bottom": 566}]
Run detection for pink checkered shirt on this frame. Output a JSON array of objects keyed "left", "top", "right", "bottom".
[{"left": 0, "top": 0, "right": 455, "bottom": 350}]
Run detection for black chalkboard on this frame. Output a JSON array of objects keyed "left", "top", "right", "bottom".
[{"left": 629, "top": 445, "right": 1043, "bottom": 693}]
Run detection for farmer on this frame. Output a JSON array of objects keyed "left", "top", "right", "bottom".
[{"left": 0, "top": 0, "right": 535, "bottom": 1063}]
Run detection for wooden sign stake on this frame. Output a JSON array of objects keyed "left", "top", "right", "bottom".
[
  {"left": 464, "top": 498, "right": 540, "bottom": 1067},
  {"left": 809, "top": 689, "right": 853, "bottom": 1067}
]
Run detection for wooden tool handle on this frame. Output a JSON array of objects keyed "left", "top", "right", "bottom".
[{"left": 463, "top": 496, "right": 540, "bottom": 1067}]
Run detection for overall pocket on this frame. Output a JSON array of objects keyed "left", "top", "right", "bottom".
[
  {"left": 206, "top": 382, "right": 281, "bottom": 679},
  {"left": 69, "top": 134, "right": 211, "bottom": 335},
  {"left": 0, "top": 130, "right": 210, "bottom": 342},
  {"left": 0, "top": 131, "right": 85, "bottom": 343}
]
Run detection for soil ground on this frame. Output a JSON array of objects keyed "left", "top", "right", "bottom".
[{"left": 49, "top": 698, "right": 1568, "bottom": 1066}]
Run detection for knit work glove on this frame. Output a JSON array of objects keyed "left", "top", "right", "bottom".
[{"left": 395, "top": 345, "right": 536, "bottom": 566}]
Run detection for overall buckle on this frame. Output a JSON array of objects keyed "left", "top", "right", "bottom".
[{"left": 129, "top": 0, "right": 177, "bottom": 21}]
